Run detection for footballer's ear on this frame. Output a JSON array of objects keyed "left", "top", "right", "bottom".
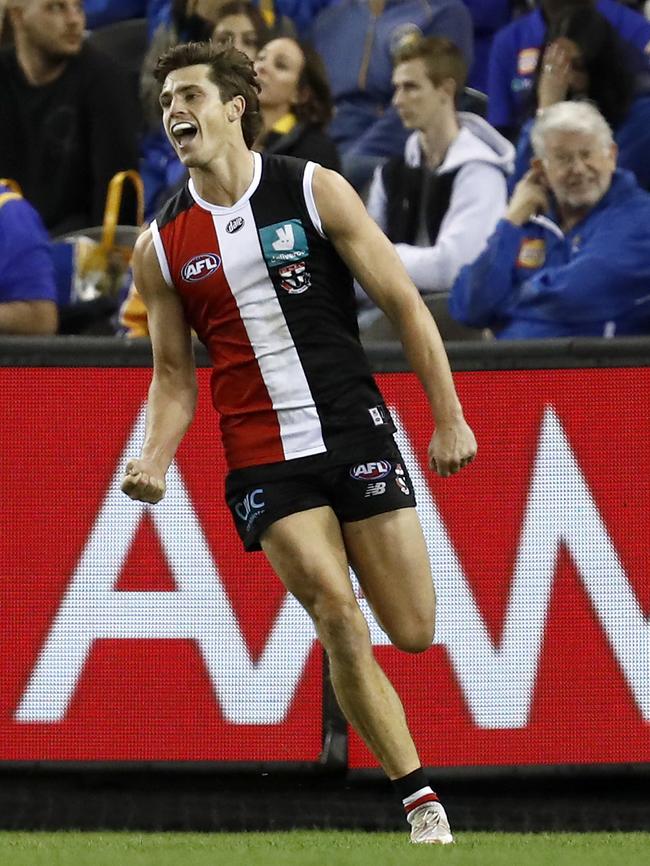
[{"left": 227, "top": 94, "right": 246, "bottom": 122}]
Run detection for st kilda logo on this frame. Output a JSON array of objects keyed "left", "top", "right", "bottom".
[
  {"left": 279, "top": 260, "right": 311, "bottom": 294},
  {"left": 350, "top": 460, "right": 392, "bottom": 481},
  {"left": 181, "top": 253, "right": 221, "bottom": 282}
]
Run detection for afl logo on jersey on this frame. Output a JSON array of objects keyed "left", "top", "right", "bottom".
[
  {"left": 226, "top": 216, "right": 244, "bottom": 234},
  {"left": 181, "top": 254, "right": 221, "bottom": 282},
  {"left": 350, "top": 460, "right": 392, "bottom": 481}
]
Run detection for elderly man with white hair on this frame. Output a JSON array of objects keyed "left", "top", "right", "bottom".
[{"left": 449, "top": 100, "right": 650, "bottom": 338}]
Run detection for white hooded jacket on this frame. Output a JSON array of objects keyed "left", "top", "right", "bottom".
[{"left": 364, "top": 112, "right": 514, "bottom": 296}]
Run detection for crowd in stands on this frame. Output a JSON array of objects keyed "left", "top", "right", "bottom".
[{"left": 1, "top": 0, "right": 650, "bottom": 340}]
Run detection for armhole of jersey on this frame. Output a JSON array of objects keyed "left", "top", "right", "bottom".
[
  {"left": 150, "top": 219, "right": 174, "bottom": 287},
  {"left": 303, "top": 161, "right": 326, "bottom": 239}
]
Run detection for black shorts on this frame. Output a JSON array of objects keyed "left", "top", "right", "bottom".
[{"left": 225, "top": 436, "right": 416, "bottom": 551}]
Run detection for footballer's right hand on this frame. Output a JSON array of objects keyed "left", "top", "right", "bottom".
[{"left": 121, "top": 458, "right": 166, "bottom": 504}]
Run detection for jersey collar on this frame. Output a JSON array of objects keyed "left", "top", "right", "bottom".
[{"left": 188, "top": 151, "right": 262, "bottom": 214}]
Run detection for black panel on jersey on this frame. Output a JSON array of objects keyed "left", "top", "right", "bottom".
[
  {"left": 154, "top": 183, "right": 194, "bottom": 230},
  {"left": 249, "top": 154, "right": 395, "bottom": 451}
]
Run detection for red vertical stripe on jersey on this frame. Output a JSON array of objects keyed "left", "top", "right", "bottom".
[{"left": 158, "top": 207, "right": 284, "bottom": 468}]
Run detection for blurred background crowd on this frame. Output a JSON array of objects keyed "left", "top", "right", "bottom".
[{"left": 1, "top": 0, "right": 650, "bottom": 341}]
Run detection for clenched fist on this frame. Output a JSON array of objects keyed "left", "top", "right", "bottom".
[
  {"left": 428, "top": 417, "right": 477, "bottom": 478},
  {"left": 121, "top": 458, "right": 166, "bottom": 504}
]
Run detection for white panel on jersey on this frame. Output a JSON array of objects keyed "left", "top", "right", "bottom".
[
  {"left": 150, "top": 220, "right": 174, "bottom": 287},
  {"left": 303, "top": 162, "right": 326, "bottom": 238},
  {"left": 213, "top": 204, "right": 326, "bottom": 461}
]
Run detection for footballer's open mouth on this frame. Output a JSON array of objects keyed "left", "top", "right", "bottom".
[{"left": 170, "top": 121, "right": 199, "bottom": 147}]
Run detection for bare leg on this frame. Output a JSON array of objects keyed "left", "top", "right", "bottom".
[
  {"left": 342, "top": 508, "right": 436, "bottom": 652},
  {"left": 261, "top": 506, "right": 421, "bottom": 778}
]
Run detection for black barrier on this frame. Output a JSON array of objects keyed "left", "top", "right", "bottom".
[{"left": 2, "top": 335, "right": 650, "bottom": 369}]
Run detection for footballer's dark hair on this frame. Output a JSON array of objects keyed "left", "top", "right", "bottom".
[{"left": 155, "top": 41, "right": 262, "bottom": 147}]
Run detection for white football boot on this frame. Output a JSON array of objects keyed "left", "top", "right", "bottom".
[{"left": 407, "top": 801, "right": 454, "bottom": 844}]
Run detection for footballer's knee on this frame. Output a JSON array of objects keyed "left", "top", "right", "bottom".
[
  {"left": 310, "top": 593, "right": 370, "bottom": 658},
  {"left": 386, "top": 610, "right": 436, "bottom": 654}
]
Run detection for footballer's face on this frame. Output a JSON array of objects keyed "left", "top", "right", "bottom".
[
  {"left": 19, "top": 0, "right": 85, "bottom": 59},
  {"left": 160, "top": 64, "right": 244, "bottom": 168}
]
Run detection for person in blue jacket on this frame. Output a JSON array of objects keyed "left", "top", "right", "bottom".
[
  {"left": 309, "top": 0, "right": 473, "bottom": 189},
  {"left": 449, "top": 101, "right": 650, "bottom": 339},
  {"left": 510, "top": 5, "right": 650, "bottom": 192},
  {"left": 461, "top": 0, "right": 513, "bottom": 93},
  {"left": 487, "top": 0, "right": 650, "bottom": 138},
  {"left": 0, "top": 184, "right": 58, "bottom": 335},
  {"left": 106, "top": 0, "right": 330, "bottom": 40}
]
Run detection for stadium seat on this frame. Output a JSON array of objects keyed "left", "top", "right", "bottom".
[{"left": 458, "top": 86, "right": 488, "bottom": 118}]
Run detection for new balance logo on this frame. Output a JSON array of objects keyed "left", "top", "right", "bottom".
[{"left": 364, "top": 482, "right": 386, "bottom": 497}]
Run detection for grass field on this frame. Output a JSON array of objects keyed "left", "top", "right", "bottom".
[{"left": 1, "top": 832, "right": 648, "bottom": 866}]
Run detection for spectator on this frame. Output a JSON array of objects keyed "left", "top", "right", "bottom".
[
  {"left": 0, "top": 2, "right": 7, "bottom": 42},
  {"left": 0, "top": 183, "right": 58, "bottom": 335},
  {"left": 212, "top": 0, "right": 268, "bottom": 58},
  {"left": 118, "top": 279, "right": 149, "bottom": 337},
  {"left": 361, "top": 35, "right": 513, "bottom": 336},
  {"left": 510, "top": 5, "right": 650, "bottom": 191},
  {"left": 461, "top": 0, "right": 513, "bottom": 93},
  {"left": 254, "top": 37, "right": 341, "bottom": 169},
  {"left": 146, "top": 0, "right": 294, "bottom": 42},
  {"left": 0, "top": 0, "right": 140, "bottom": 236},
  {"left": 271, "top": 0, "right": 334, "bottom": 36},
  {"left": 84, "top": 1, "right": 149, "bottom": 30},
  {"left": 449, "top": 101, "right": 650, "bottom": 338},
  {"left": 487, "top": 0, "right": 650, "bottom": 139},
  {"left": 309, "top": 0, "right": 473, "bottom": 190},
  {"left": 146, "top": 1, "right": 229, "bottom": 40}
]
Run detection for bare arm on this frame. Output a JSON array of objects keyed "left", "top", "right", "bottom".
[
  {"left": 312, "top": 167, "right": 476, "bottom": 476},
  {"left": 121, "top": 229, "right": 198, "bottom": 503},
  {"left": 0, "top": 300, "right": 57, "bottom": 335}
]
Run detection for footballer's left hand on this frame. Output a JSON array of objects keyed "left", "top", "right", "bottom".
[{"left": 428, "top": 418, "right": 477, "bottom": 477}]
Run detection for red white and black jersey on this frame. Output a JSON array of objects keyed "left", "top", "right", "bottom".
[{"left": 151, "top": 152, "right": 394, "bottom": 471}]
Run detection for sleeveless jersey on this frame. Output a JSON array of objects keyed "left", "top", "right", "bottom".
[{"left": 151, "top": 152, "right": 394, "bottom": 470}]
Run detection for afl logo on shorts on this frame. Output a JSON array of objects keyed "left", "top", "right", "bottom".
[
  {"left": 350, "top": 460, "right": 392, "bottom": 481},
  {"left": 226, "top": 216, "right": 244, "bottom": 233},
  {"left": 181, "top": 253, "right": 221, "bottom": 282}
]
